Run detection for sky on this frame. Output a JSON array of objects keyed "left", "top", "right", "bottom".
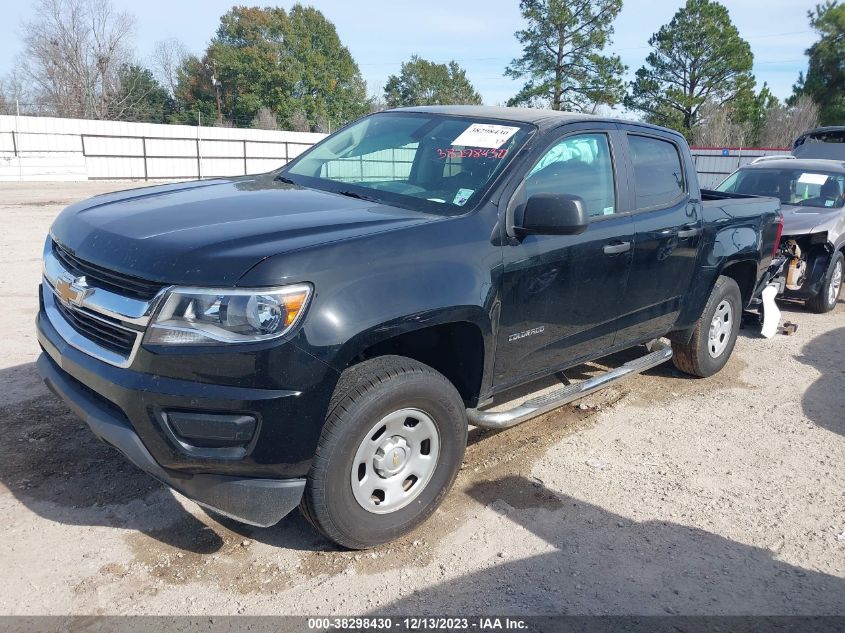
[{"left": 0, "top": 0, "right": 819, "bottom": 108}]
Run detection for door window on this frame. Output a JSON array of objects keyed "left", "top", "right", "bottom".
[
  {"left": 525, "top": 133, "right": 616, "bottom": 217},
  {"left": 628, "top": 135, "right": 686, "bottom": 209}
]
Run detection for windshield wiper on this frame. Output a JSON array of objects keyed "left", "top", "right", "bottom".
[
  {"left": 275, "top": 174, "right": 297, "bottom": 185},
  {"left": 336, "top": 190, "right": 378, "bottom": 202}
]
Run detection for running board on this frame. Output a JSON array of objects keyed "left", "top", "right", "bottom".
[{"left": 467, "top": 346, "right": 673, "bottom": 429}]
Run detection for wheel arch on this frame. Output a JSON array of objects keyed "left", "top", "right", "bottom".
[
  {"left": 345, "top": 318, "right": 488, "bottom": 408},
  {"left": 718, "top": 259, "right": 758, "bottom": 308}
]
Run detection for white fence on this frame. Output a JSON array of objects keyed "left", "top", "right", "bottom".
[
  {"left": 0, "top": 114, "right": 793, "bottom": 186},
  {"left": 0, "top": 115, "right": 326, "bottom": 181},
  {"left": 690, "top": 147, "right": 792, "bottom": 189}
]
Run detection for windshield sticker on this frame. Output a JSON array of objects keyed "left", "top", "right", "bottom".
[
  {"left": 436, "top": 148, "right": 508, "bottom": 159},
  {"left": 453, "top": 188, "right": 474, "bottom": 206},
  {"left": 797, "top": 172, "right": 829, "bottom": 185},
  {"left": 452, "top": 123, "right": 520, "bottom": 149}
]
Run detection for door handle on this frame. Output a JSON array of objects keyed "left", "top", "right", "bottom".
[
  {"left": 677, "top": 226, "right": 701, "bottom": 238},
  {"left": 603, "top": 241, "right": 631, "bottom": 255}
]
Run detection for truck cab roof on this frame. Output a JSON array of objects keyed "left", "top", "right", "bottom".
[{"left": 392, "top": 105, "right": 680, "bottom": 136}]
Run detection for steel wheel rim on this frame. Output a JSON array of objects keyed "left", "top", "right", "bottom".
[
  {"left": 350, "top": 408, "right": 440, "bottom": 514},
  {"left": 708, "top": 299, "right": 733, "bottom": 358},
  {"left": 829, "top": 260, "right": 842, "bottom": 306}
]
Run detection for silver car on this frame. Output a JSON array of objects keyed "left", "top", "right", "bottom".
[{"left": 715, "top": 158, "right": 845, "bottom": 313}]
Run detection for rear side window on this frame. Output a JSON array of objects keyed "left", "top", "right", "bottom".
[{"left": 629, "top": 135, "right": 686, "bottom": 209}]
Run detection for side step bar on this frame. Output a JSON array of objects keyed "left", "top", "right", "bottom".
[{"left": 467, "top": 345, "right": 673, "bottom": 430}]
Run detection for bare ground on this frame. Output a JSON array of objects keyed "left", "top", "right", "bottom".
[{"left": 0, "top": 181, "right": 843, "bottom": 615}]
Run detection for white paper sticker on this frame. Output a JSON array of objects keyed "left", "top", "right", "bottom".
[
  {"left": 797, "top": 172, "right": 829, "bottom": 185},
  {"left": 453, "top": 188, "right": 474, "bottom": 206},
  {"left": 603, "top": 206, "right": 614, "bottom": 215},
  {"left": 451, "top": 123, "right": 520, "bottom": 149}
]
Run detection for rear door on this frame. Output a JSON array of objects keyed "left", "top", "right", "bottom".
[
  {"left": 614, "top": 128, "right": 703, "bottom": 346},
  {"left": 493, "top": 124, "right": 635, "bottom": 388}
]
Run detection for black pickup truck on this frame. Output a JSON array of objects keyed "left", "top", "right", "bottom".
[{"left": 37, "top": 106, "right": 783, "bottom": 548}]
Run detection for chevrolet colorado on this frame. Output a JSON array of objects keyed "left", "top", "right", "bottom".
[{"left": 37, "top": 106, "right": 783, "bottom": 548}]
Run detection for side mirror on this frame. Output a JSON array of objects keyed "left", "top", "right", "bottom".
[{"left": 518, "top": 193, "right": 589, "bottom": 236}]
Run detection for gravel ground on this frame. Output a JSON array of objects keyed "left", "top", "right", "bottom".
[{"left": 0, "top": 181, "right": 843, "bottom": 616}]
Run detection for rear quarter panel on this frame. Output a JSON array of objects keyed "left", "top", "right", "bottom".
[{"left": 675, "top": 195, "right": 781, "bottom": 328}]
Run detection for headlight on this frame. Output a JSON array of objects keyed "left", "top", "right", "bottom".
[{"left": 145, "top": 284, "right": 312, "bottom": 345}]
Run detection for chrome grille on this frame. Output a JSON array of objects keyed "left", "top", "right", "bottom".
[
  {"left": 52, "top": 242, "right": 163, "bottom": 301},
  {"left": 53, "top": 301, "right": 137, "bottom": 356},
  {"left": 42, "top": 239, "right": 163, "bottom": 368}
]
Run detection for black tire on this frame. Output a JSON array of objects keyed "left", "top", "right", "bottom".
[
  {"left": 300, "top": 355, "right": 467, "bottom": 549},
  {"left": 672, "top": 276, "right": 742, "bottom": 378},
  {"left": 807, "top": 251, "right": 844, "bottom": 314}
]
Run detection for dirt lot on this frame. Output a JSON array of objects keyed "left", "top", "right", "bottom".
[{"left": 0, "top": 181, "right": 843, "bottom": 616}]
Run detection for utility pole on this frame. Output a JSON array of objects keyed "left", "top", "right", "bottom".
[
  {"left": 197, "top": 111, "right": 203, "bottom": 180},
  {"left": 15, "top": 98, "right": 22, "bottom": 181}
]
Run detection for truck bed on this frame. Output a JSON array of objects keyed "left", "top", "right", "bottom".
[{"left": 700, "top": 189, "right": 781, "bottom": 219}]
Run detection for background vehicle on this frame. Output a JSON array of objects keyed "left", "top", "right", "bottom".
[
  {"left": 793, "top": 126, "right": 845, "bottom": 160},
  {"left": 715, "top": 158, "right": 845, "bottom": 312},
  {"left": 37, "top": 106, "right": 782, "bottom": 549}
]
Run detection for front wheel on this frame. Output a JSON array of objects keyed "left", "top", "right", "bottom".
[
  {"left": 300, "top": 356, "right": 467, "bottom": 549},
  {"left": 672, "top": 276, "right": 742, "bottom": 378},
  {"left": 807, "top": 251, "right": 843, "bottom": 314}
]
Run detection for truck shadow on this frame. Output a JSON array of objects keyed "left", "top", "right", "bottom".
[
  {"left": 0, "top": 362, "right": 321, "bottom": 554},
  {"left": 799, "top": 326, "right": 845, "bottom": 437},
  {"left": 380, "top": 475, "right": 845, "bottom": 615}
]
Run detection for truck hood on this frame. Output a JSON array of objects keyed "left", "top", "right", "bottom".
[
  {"left": 49, "top": 176, "right": 438, "bottom": 286},
  {"left": 781, "top": 203, "right": 843, "bottom": 236}
]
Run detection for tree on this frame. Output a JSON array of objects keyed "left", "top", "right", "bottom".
[
  {"left": 692, "top": 101, "right": 753, "bottom": 148},
  {"left": 251, "top": 106, "right": 280, "bottom": 130},
  {"left": 383, "top": 56, "right": 482, "bottom": 107},
  {"left": 761, "top": 96, "right": 820, "bottom": 148},
  {"left": 504, "top": 0, "right": 626, "bottom": 112},
  {"left": 791, "top": 2, "right": 845, "bottom": 125},
  {"left": 152, "top": 38, "right": 189, "bottom": 99},
  {"left": 170, "top": 54, "right": 219, "bottom": 125},
  {"left": 727, "top": 83, "right": 779, "bottom": 146},
  {"left": 112, "top": 64, "right": 173, "bottom": 122},
  {"left": 17, "top": 0, "right": 138, "bottom": 119},
  {"left": 0, "top": 74, "right": 19, "bottom": 114},
  {"left": 175, "top": 4, "right": 369, "bottom": 130},
  {"left": 625, "top": 0, "right": 755, "bottom": 138}
]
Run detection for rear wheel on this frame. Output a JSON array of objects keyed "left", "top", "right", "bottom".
[
  {"left": 300, "top": 356, "right": 467, "bottom": 549},
  {"left": 807, "top": 251, "right": 843, "bottom": 314},
  {"left": 672, "top": 276, "right": 742, "bottom": 378}
]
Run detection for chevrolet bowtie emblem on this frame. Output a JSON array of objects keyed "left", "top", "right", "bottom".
[{"left": 55, "top": 274, "right": 92, "bottom": 307}]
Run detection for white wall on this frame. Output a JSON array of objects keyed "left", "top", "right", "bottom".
[
  {"left": 0, "top": 115, "right": 326, "bottom": 182},
  {"left": 0, "top": 114, "right": 792, "bottom": 186}
]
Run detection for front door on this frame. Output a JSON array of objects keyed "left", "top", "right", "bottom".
[{"left": 494, "top": 129, "right": 635, "bottom": 389}]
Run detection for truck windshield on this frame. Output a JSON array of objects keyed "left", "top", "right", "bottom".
[
  {"left": 716, "top": 168, "right": 845, "bottom": 209},
  {"left": 279, "top": 112, "right": 534, "bottom": 214}
]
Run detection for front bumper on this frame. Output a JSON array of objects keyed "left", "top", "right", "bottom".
[
  {"left": 38, "top": 352, "right": 305, "bottom": 526},
  {"left": 35, "top": 282, "right": 339, "bottom": 527},
  {"left": 36, "top": 285, "right": 337, "bottom": 478}
]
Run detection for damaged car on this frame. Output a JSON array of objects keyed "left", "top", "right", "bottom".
[
  {"left": 715, "top": 158, "right": 845, "bottom": 312},
  {"left": 793, "top": 126, "right": 845, "bottom": 161}
]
